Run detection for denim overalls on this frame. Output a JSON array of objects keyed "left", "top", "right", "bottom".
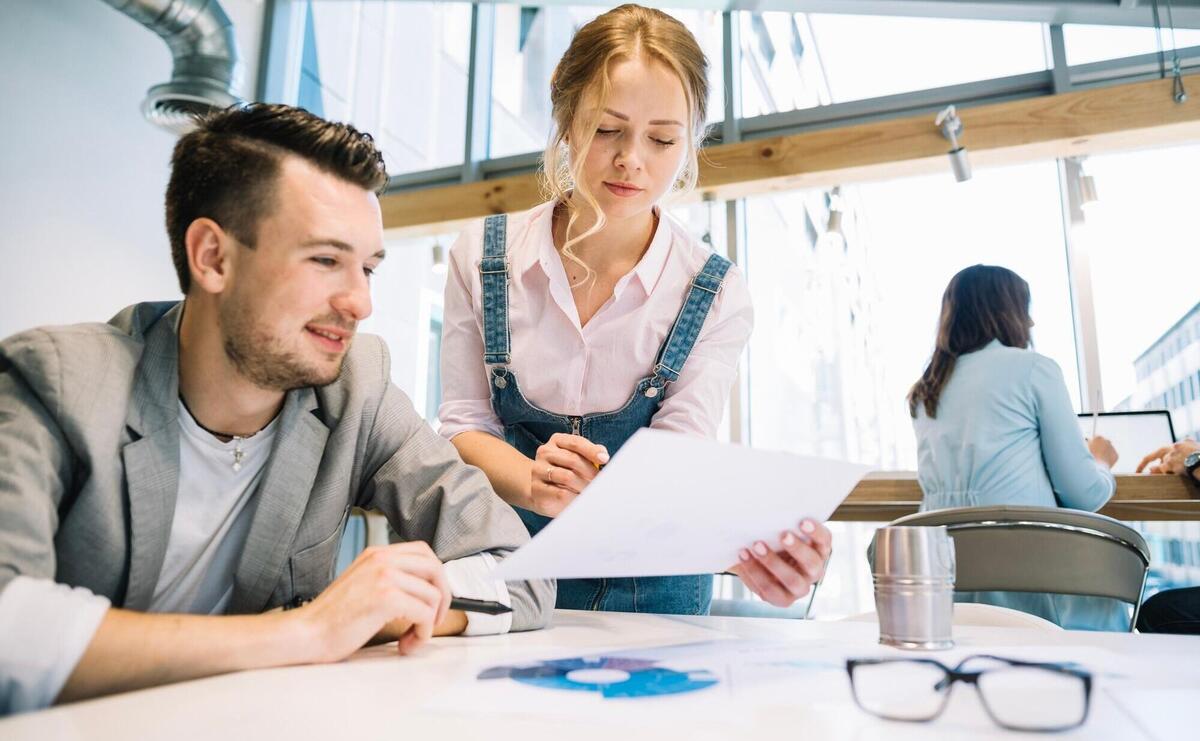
[{"left": 479, "top": 213, "right": 731, "bottom": 615}]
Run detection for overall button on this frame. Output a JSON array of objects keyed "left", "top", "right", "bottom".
[
  {"left": 644, "top": 386, "right": 659, "bottom": 398},
  {"left": 494, "top": 375, "right": 508, "bottom": 389}
]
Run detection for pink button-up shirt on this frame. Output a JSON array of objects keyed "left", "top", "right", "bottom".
[{"left": 437, "top": 200, "right": 754, "bottom": 443}]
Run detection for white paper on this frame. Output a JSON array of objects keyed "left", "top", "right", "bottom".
[{"left": 493, "top": 428, "right": 870, "bottom": 581}]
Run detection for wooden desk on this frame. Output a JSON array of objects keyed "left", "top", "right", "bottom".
[
  {"left": 3, "top": 610, "right": 1194, "bottom": 739},
  {"left": 834, "top": 473, "right": 1199, "bottom": 521}
]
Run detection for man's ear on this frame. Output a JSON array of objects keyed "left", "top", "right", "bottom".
[{"left": 185, "top": 218, "right": 234, "bottom": 295}]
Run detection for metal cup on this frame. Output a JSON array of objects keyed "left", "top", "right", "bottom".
[{"left": 873, "top": 525, "right": 956, "bottom": 650}]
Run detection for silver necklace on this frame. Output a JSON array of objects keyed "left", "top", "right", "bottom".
[{"left": 180, "top": 397, "right": 261, "bottom": 472}]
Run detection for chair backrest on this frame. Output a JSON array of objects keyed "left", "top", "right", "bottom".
[{"left": 881, "top": 506, "right": 1150, "bottom": 608}]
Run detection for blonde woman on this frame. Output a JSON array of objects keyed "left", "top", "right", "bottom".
[{"left": 438, "top": 4, "right": 831, "bottom": 614}]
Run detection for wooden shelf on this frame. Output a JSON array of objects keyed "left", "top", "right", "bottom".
[
  {"left": 833, "top": 472, "right": 1200, "bottom": 521},
  {"left": 380, "top": 74, "right": 1200, "bottom": 235}
]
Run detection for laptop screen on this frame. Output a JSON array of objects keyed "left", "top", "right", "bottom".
[{"left": 1076, "top": 410, "right": 1176, "bottom": 474}]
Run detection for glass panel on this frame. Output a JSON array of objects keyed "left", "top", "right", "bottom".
[
  {"left": 740, "top": 13, "right": 1047, "bottom": 117},
  {"left": 1064, "top": 23, "right": 1200, "bottom": 66},
  {"left": 743, "top": 161, "right": 1077, "bottom": 618},
  {"left": 359, "top": 229, "right": 456, "bottom": 411},
  {"left": 490, "top": 6, "right": 725, "bottom": 159},
  {"left": 1077, "top": 142, "right": 1200, "bottom": 596},
  {"left": 305, "top": 1, "right": 471, "bottom": 175}
]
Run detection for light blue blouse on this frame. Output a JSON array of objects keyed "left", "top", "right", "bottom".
[{"left": 912, "top": 340, "right": 1127, "bottom": 631}]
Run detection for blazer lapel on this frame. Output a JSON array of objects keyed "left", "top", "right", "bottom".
[
  {"left": 229, "top": 387, "right": 329, "bottom": 614},
  {"left": 121, "top": 304, "right": 183, "bottom": 611}
]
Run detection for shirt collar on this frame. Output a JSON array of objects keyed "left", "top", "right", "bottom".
[
  {"left": 626, "top": 207, "right": 672, "bottom": 297},
  {"left": 516, "top": 201, "right": 559, "bottom": 279}
]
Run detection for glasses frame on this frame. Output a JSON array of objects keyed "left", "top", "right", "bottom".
[{"left": 845, "top": 654, "right": 1093, "bottom": 732}]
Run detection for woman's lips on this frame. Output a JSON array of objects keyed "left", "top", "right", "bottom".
[{"left": 604, "top": 181, "right": 643, "bottom": 198}]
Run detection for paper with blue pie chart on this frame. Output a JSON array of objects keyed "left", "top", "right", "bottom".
[
  {"left": 478, "top": 655, "right": 719, "bottom": 699},
  {"left": 434, "top": 638, "right": 864, "bottom": 722}
]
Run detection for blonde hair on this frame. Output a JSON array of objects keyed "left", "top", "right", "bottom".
[{"left": 542, "top": 4, "right": 709, "bottom": 286}]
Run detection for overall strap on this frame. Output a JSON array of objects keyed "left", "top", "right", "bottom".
[
  {"left": 479, "top": 214, "right": 511, "bottom": 366},
  {"left": 652, "top": 253, "right": 733, "bottom": 385}
]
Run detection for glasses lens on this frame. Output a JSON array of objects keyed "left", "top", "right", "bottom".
[
  {"left": 976, "top": 666, "right": 1088, "bottom": 731},
  {"left": 851, "top": 661, "right": 950, "bottom": 721}
]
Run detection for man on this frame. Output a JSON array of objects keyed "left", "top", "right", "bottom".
[
  {"left": 0, "top": 104, "right": 553, "bottom": 713},
  {"left": 1134, "top": 439, "right": 1200, "bottom": 634}
]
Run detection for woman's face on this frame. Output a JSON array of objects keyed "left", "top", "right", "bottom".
[{"left": 571, "top": 55, "right": 690, "bottom": 222}]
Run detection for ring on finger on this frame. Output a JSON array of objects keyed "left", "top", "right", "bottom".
[{"left": 545, "top": 465, "right": 554, "bottom": 483}]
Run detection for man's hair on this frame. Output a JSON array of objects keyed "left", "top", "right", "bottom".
[{"left": 165, "top": 103, "right": 389, "bottom": 293}]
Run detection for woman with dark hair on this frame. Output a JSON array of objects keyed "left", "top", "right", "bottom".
[{"left": 908, "top": 264, "right": 1123, "bottom": 631}]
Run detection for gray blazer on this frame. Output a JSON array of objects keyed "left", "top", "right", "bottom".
[{"left": 0, "top": 302, "right": 553, "bottom": 629}]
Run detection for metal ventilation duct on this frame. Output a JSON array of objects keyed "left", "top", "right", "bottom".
[{"left": 100, "top": 0, "right": 243, "bottom": 135}]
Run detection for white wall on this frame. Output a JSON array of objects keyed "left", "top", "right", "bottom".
[{"left": 0, "top": 0, "right": 263, "bottom": 340}]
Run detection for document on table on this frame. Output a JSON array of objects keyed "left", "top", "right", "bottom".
[{"left": 492, "top": 428, "right": 870, "bottom": 581}]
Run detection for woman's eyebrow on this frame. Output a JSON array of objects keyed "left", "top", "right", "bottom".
[{"left": 603, "top": 107, "right": 683, "bottom": 127}]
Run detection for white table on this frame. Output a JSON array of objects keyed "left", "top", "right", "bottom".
[{"left": 3, "top": 610, "right": 1198, "bottom": 740}]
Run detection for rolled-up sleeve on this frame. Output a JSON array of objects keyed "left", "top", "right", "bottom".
[
  {"left": 437, "top": 225, "right": 506, "bottom": 442},
  {"left": 0, "top": 577, "right": 111, "bottom": 715},
  {"left": 650, "top": 263, "right": 754, "bottom": 438},
  {"left": 1031, "top": 355, "right": 1115, "bottom": 511}
]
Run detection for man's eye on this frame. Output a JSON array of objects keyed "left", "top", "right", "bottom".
[
  {"left": 363, "top": 266, "right": 376, "bottom": 278},
  {"left": 312, "top": 257, "right": 336, "bottom": 267}
]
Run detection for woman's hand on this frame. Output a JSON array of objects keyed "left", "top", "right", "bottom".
[
  {"left": 527, "top": 433, "right": 610, "bottom": 517},
  {"left": 1088, "top": 435, "right": 1119, "bottom": 469},
  {"left": 731, "top": 520, "right": 832, "bottom": 608}
]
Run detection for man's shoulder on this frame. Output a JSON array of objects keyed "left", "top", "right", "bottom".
[{"left": 0, "top": 302, "right": 176, "bottom": 406}]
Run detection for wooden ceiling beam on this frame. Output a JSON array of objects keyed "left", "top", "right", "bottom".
[{"left": 381, "top": 74, "right": 1200, "bottom": 236}]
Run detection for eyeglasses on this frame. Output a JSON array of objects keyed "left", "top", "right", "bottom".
[{"left": 845, "top": 654, "right": 1092, "bottom": 732}]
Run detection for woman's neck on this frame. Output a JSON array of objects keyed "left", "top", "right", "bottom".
[{"left": 553, "top": 199, "right": 658, "bottom": 275}]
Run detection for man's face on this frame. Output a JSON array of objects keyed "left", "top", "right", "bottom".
[{"left": 218, "top": 156, "right": 385, "bottom": 391}]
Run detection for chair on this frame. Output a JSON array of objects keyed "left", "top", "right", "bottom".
[{"left": 870, "top": 506, "right": 1151, "bottom": 632}]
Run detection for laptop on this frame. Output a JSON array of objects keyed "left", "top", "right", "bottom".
[{"left": 1075, "top": 410, "right": 1176, "bottom": 474}]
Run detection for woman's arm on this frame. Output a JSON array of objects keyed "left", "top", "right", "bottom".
[
  {"left": 452, "top": 430, "right": 607, "bottom": 517},
  {"left": 1032, "top": 355, "right": 1116, "bottom": 511},
  {"left": 451, "top": 430, "right": 535, "bottom": 508}
]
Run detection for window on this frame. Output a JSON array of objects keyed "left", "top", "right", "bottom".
[
  {"left": 304, "top": 1, "right": 472, "bottom": 175},
  {"left": 489, "top": 5, "right": 724, "bottom": 159},
  {"left": 743, "top": 161, "right": 1078, "bottom": 617},
  {"left": 740, "top": 13, "right": 1047, "bottom": 117},
  {"left": 746, "top": 161, "right": 1079, "bottom": 469},
  {"left": 1080, "top": 143, "right": 1200, "bottom": 429},
  {"left": 359, "top": 230, "right": 455, "bottom": 407},
  {"left": 1064, "top": 23, "right": 1200, "bottom": 66}
]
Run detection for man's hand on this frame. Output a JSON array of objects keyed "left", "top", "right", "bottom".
[
  {"left": 1137, "top": 439, "right": 1200, "bottom": 477},
  {"left": 528, "top": 433, "right": 609, "bottom": 517},
  {"left": 731, "top": 519, "right": 833, "bottom": 608},
  {"left": 293, "top": 541, "right": 451, "bottom": 660}
]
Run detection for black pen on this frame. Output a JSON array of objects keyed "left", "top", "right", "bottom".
[{"left": 449, "top": 597, "right": 512, "bottom": 615}]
